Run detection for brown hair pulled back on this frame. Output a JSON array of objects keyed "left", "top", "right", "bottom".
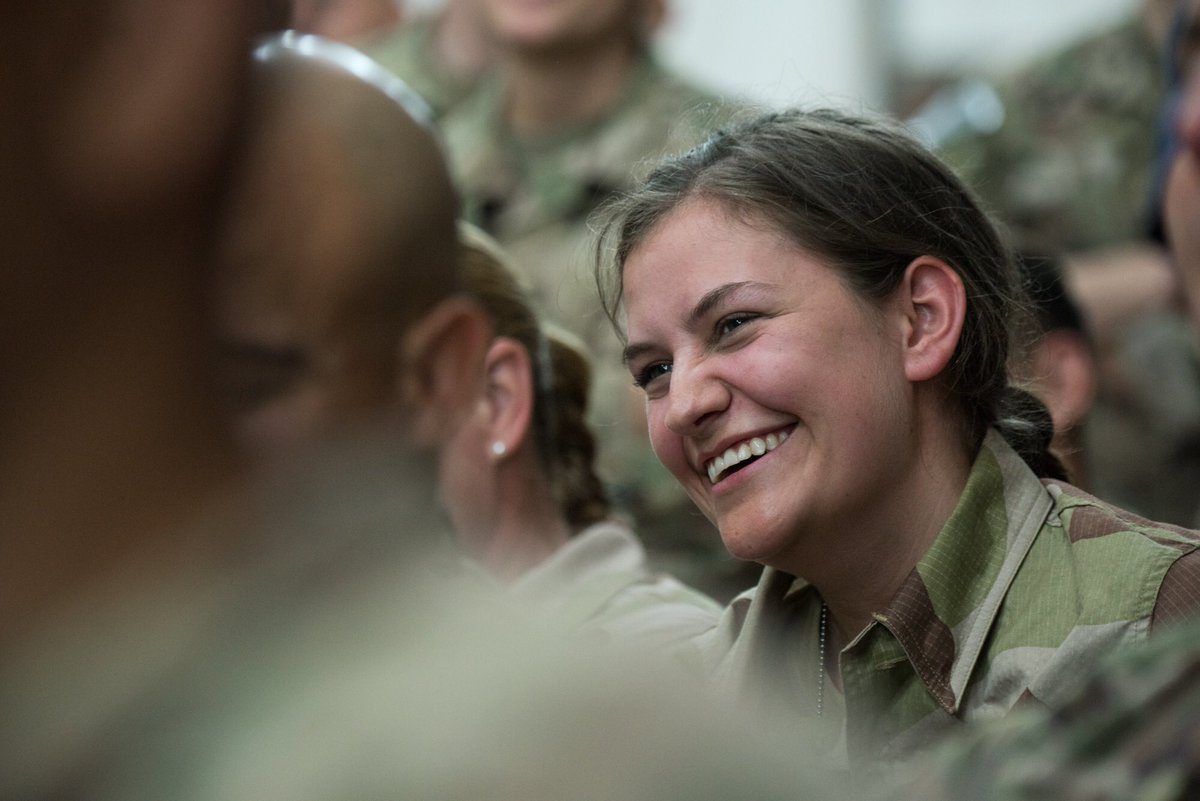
[
  {"left": 459, "top": 224, "right": 610, "bottom": 529},
  {"left": 595, "top": 108, "right": 1064, "bottom": 478}
]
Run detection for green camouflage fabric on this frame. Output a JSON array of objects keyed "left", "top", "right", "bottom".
[
  {"left": 440, "top": 53, "right": 746, "bottom": 591},
  {"left": 691, "top": 429, "right": 1200, "bottom": 767},
  {"left": 361, "top": 13, "right": 476, "bottom": 120},
  {"left": 916, "top": 616, "right": 1200, "bottom": 800},
  {"left": 941, "top": 17, "right": 1166, "bottom": 251}
]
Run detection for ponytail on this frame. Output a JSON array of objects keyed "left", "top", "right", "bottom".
[{"left": 993, "top": 385, "right": 1067, "bottom": 480}]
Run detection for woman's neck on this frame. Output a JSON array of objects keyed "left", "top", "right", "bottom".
[
  {"left": 802, "top": 417, "right": 974, "bottom": 649},
  {"left": 482, "top": 459, "right": 572, "bottom": 582},
  {"left": 503, "top": 39, "right": 638, "bottom": 139}
]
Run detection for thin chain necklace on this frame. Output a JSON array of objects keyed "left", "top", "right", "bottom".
[{"left": 816, "top": 602, "right": 829, "bottom": 718}]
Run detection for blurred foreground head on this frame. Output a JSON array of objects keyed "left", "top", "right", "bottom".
[
  {"left": 0, "top": 1, "right": 255, "bottom": 335},
  {"left": 0, "top": 0, "right": 258, "bottom": 637},
  {"left": 217, "top": 33, "right": 488, "bottom": 455}
]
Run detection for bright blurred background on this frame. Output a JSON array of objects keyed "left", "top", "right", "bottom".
[{"left": 405, "top": 0, "right": 1140, "bottom": 112}]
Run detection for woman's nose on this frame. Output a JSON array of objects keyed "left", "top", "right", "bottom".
[{"left": 663, "top": 360, "right": 729, "bottom": 435}]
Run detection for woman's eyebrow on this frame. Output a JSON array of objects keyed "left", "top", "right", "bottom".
[
  {"left": 688, "top": 281, "right": 774, "bottom": 325},
  {"left": 623, "top": 281, "right": 780, "bottom": 364},
  {"left": 622, "top": 341, "right": 655, "bottom": 366}
]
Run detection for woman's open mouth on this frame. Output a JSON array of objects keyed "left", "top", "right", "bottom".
[{"left": 706, "top": 428, "right": 791, "bottom": 485}]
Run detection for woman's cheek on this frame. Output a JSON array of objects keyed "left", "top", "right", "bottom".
[{"left": 646, "top": 407, "right": 686, "bottom": 477}]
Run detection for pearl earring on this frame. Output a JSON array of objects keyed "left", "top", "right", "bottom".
[{"left": 491, "top": 441, "right": 507, "bottom": 458}]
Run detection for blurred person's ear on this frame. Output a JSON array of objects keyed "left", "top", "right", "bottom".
[
  {"left": 479, "top": 338, "right": 536, "bottom": 461},
  {"left": 398, "top": 296, "right": 493, "bottom": 448},
  {"left": 1030, "top": 330, "right": 1097, "bottom": 434}
]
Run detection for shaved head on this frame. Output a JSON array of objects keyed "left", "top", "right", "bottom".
[{"left": 222, "top": 35, "right": 458, "bottom": 343}]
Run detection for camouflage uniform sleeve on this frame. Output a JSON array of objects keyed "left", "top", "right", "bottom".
[
  {"left": 913, "top": 621, "right": 1200, "bottom": 801},
  {"left": 1153, "top": 547, "right": 1200, "bottom": 629}
]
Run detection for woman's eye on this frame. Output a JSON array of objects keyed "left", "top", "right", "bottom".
[
  {"left": 717, "top": 313, "right": 756, "bottom": 337},
  {"left": 633, "top": 361, "right": 672, "bottom": 389}
]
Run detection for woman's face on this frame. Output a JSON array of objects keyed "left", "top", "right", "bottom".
[
  {"left": 481, "top": 0, "right": 639, "bottom": 53},
  {"left": 621, "top": 199, "right": 916, "bottom": 571}
]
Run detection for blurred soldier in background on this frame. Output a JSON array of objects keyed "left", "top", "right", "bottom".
[
  {"left": 944, "top": 0, "right": 1200, "bottom": 527},
  {"left": 365, "top": 0, "right": 495, "bottom": 119},
  {"left": 441, "top": 0, "right": 752, "bottom": 599},
  {"left": 290, "top": 0, "right": 404, "bottom": 42},
  {"left": 1019, "top": 251, "right": 1098, "bottom": 487}
]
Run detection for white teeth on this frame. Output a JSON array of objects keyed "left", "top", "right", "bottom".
[{"left": 705, "top": 429, "right": 791, "bottom": 484}]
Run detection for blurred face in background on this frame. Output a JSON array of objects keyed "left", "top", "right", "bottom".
[
  {"left": 1165, "top": 0, "right": 1200, "bottom": 332},
  {"left": 289, "top": 0, "right": 403, "bottom": 41},
  {"left": 480, "top": 0, "right": 650, "bottom": 54}
]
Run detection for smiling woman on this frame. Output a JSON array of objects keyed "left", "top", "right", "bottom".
[{"left": 594, "top": 108, "right": 1200, "bottom": 767}]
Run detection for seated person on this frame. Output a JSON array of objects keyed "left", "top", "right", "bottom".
[
  {"left": 215, "top": 39, "right": 718, "bottom": 647},
  {"left": 446, "top": 224, "right": 721, "bottom": 643},
  {"left": 595, "top": 107, "right": 1200, "bottom": 768},
  {"left": 914, "top": 7, "right": 1200, "bottom": 794},
  {"left": 441, "top": 0, "right": 745, "bottom": 582}
]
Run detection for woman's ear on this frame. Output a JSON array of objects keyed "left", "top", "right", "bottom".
[
  {"left": 480, "top": 338, "right": 535, "bottom": 461},
  {"left": 900, "top": 256, "right": 967, "bottom": 382},
  {"left": 397, "top": 295, "right": 492, "bottom": 448}
]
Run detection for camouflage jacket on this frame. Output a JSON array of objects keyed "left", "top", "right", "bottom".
[
  {"left": 918, "top": 615, "right": 1200, "bottom": 800},
  {"left": 692, "top": 430, "right": 1200, "bottom": 767}
]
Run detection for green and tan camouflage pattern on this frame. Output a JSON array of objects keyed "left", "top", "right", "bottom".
[
  {"left": 693, "top": 430, "right": 1200, "bottom": 766},
  {"left": 917, "top": 615, "right": 1200, "bottom": 800}
]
